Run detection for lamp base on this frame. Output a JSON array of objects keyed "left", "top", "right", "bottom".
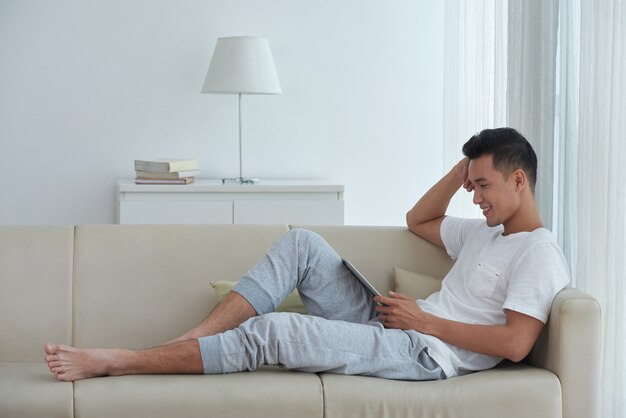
[{"left": 222, "top": 177, "right": 259, "bottom": 184}]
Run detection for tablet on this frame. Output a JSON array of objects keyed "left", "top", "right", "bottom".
[{"left": 342, "top": 259, "right": 382, "bottom": 298}]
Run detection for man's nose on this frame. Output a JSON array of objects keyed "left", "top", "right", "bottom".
[{"left": 473, "top": 190, "right": 482, "bottom": 205}]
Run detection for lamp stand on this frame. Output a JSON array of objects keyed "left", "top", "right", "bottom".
[{"left": 222, "top": 94, "right": 259, "bottom": 184}]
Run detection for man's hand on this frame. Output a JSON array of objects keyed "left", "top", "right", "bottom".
[
  {"left": 453, "top": 157, "right": 473, "bottom": 192},
  {"left": 374, "top": 292, "right": 432, "bottom": 332}
]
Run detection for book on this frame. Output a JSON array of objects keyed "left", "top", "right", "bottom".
[
  {"left": 134, "top": 159, "right": 199, "bottom": 173},
  {"left": 134, "top": 177, "right": 195, "bottom": 185},
  {"left": 135, "top": 169, "right": 200, "bottom": 179}
]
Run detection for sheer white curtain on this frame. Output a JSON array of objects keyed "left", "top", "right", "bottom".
[
  {"left": 556, "top": 0, "right": 626, "bottom": 416},
  {"left": 507, "top": 0, "right": 560, "bottom": 229},
  {"left": 553, "top": 0, "right": 580, "bottom": 283}
]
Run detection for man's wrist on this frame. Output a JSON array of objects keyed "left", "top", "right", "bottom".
[
  {"left": 445, "top": 167, "right": 465, "bottom": 191},
  {"left": 415, "top": 312, "right": 439, "bottom": 337}
]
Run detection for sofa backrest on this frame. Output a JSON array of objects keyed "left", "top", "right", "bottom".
[
  {"left": 0, "top": 226, "right": 74, "bottom": 362},
  {"left": 0, "top": 224, "right": 453, "bottom": 353}
]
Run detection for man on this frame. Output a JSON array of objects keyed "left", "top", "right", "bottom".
[{"left": 44, "top": 127, "right": 569, "bottom": 382}]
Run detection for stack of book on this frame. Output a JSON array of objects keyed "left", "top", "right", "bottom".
[{"left": 134, "top": 159, "right": 200, "bottom": 184}]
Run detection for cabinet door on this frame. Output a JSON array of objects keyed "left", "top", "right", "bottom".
[
  {"left": 119, "top": 201, "right": 233, "bottom": 224},
  {"left": 234, "top": 200, "right": 344, "bottom": 225}
]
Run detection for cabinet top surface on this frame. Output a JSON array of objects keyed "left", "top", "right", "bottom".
[{"left": 118, "top": 179, "right": 344, "bottom": 193}]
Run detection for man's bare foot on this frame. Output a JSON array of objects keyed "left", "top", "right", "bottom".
[{"left": 44, "top": 343, "right": 130, "bottom": 382}]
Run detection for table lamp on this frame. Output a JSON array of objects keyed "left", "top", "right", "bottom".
[{"left": 202, "top": 36, "right": 282, "bottom": 184}]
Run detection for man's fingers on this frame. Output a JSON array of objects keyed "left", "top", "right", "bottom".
[
  {"left": 389, "top": 291, "right": 413, "bottom": 300},
  {"left": 375, "top": 302, "right": 391, "bottom": 313},
  {"left": 374, "top": 295, "right": 393, "bottom": 306},
  {"left": 375, "top": 293, "right": 413, "bottom": 309}
]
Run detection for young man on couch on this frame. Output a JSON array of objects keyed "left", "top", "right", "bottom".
[{"left": 44, "top": 127, "right": 569, "bottom": 382}]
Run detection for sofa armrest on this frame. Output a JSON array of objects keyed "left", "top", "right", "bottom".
[{"left": 527, "top": 287, "right": 601, "bottom": 418}]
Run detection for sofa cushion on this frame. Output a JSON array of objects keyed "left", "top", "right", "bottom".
[
  {"left": 394, "top": 266, "right": 442, "bottom": 299},
  {"left": 74, "top": 367, "right": 323, "bottom": 418},
  {"left": 211, "top": 280, "right": 307, "bottom": 313},
  {"left": 320, "top": 363, "right": 561, "bottom": 418},
  {"left": 0, "top": 362, "right": 73, "bottom": 418}
]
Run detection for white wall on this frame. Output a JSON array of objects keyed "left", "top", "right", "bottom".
[{"left": 0, "top": 0, "right": 445, "bottom": 226}]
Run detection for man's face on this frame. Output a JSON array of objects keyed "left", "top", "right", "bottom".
[{"left": 467, "top": 154, "right": 519, "bottom": 228}]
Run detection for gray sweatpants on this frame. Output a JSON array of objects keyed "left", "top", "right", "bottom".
[{"left": 198, "top": 229, "right": 445, "bottom": 381}]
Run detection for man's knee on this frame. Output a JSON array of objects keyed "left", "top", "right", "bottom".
[
  {"left": 287, "top": 228, "right": 327, "bottom": 250},
  {"left": 287, "top": 228, "right": 316, "bottom": 241}
]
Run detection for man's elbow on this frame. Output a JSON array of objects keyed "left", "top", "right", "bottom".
[
  {"left": 505, "top": 340, "right": 534, "bottom": 363},
  {"left": 406, "top": 212, "right": 418, "bottom": 234},
  {"left": 502, "top": 313, "right": 545, "bottom": 363},
  {"left": 506, "top": 349, "right": 528, "bottom": 363},
  {"left": 406, "top": 217, "right": 427, "bottom": 239}
]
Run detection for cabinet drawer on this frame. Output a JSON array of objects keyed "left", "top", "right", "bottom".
[
  {"left": 119, "top": 201, "right": 233, "bottom": 224},
  {"left": 234, "top": 200, "right": 344, "bottom": 225}
]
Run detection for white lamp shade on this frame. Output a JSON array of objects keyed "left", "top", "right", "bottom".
[{"left": 202, "top": 36, "right": 282, "bottom": 95}]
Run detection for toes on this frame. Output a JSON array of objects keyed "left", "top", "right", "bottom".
[
  {"left": 53, "top": 369, "right": 74, "bottom": 382},
  {"left": 48, "top": 360, "right": 62, "bottom": 369},
  {"left": 51, "top": 366, "right": 66, "bottom": 374},
  {"left": 44, "top": 343, "right": 58, "bottom": 355},
  {"left": 45, "top": 354, "right": 59, "bottom": 363}
]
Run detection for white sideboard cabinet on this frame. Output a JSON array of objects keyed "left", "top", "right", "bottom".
[{"left": 116, "top": 180, "right": 344, "bottom": 225}]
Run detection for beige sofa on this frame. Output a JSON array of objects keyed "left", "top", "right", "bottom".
[{"left": 0, "top": 224, "right": 601, "bottom": 418}]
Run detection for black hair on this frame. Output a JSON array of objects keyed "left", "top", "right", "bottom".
[{"left": 462, "top": 127, "right": 537, "bottom": 192}]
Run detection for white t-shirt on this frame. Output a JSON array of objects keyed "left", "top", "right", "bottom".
[{"left": 416, "top": 216, "right": 570, "bottom": 378}]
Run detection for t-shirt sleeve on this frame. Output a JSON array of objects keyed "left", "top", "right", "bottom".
[
  {"left": 502, "top": 241, "right": 571, "bottom": 323},
  {"left": 440, "top": 216, "right": 484, "bottom": 260}
]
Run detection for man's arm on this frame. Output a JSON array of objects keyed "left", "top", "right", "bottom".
[
  {"left": 375, "top": 292, "right": 544, "bottom": 362},
  {"left": 406, "top": 158, "right": 473, "bottom": 249}
]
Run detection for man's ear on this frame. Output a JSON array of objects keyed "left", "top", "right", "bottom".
[{"left": 513, "top": 169, "right": 527, "bottom": 191}]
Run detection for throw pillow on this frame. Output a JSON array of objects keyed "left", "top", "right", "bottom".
[
  {"left": 393, "top": 267, "right": 442, "bottom": 300},
  {"left": 210, "top": 280, "right": 308, "bottom": 314}
]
